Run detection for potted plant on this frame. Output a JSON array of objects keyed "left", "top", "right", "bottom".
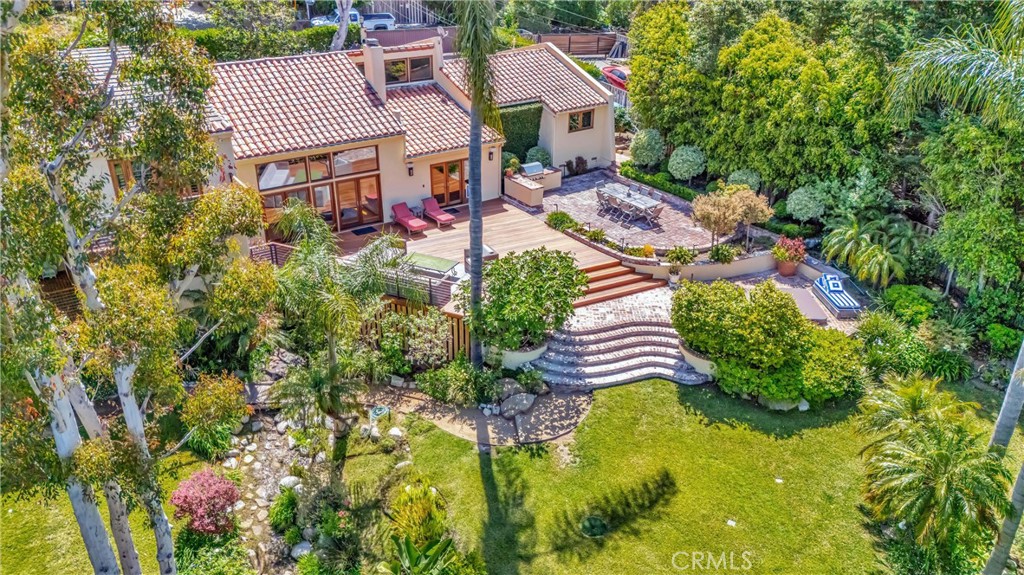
[
  {"left": 505, "top": 157, "right": 521, "bottom": 177},
  {"left": 772, "top": 237, "right": 806, "bottom": 276},
  {"left": 668, "top": 262, "right": 683, "bottom": 287}
]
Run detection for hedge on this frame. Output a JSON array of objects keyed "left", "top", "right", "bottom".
[
  {"left": 619, "top": 160, "right": 698, "bottom": 201},
  {"left": 179, "top": 24, "right": 360, "bottom": 62},
  {"left": 570, "top": 56, "right": 603, "bottom": 81},
  {"left": 497, "top": 103, "right": 543, "bottom": 160}
]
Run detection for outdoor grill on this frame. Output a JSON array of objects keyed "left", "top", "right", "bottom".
[{"left": 520, "top": 161, "right": 545, "bottom": 177}]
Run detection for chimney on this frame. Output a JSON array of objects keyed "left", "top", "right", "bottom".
[{"left": 363, "top": 44, "right": 387, "bottom": 103}]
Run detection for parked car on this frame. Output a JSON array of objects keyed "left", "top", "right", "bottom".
[
  {"left": 601, "top": 65, "right": 630, "bottom": 90},
  {"left": 361, "top": 12, "right": 396, "bottom": 30},
  {"left": 311, "top": 8, "right": 360, "bottom": 27}
]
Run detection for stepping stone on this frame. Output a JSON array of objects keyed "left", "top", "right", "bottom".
[{"left": 257, "top": 509, "right": 268, "bottom": 521}]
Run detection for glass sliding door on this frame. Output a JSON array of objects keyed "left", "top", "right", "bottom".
[
  {"left": 312, "top": 183, "right": 335, "bottom": 229},
  {"left": 333, "top": 176, "right": 381, "bottom": 228},
  {"left": 359, "top": 176, "right": 381, "bottom": 224},
  {"left": 429, "top": 160, "right": 467, "bottom": 207}
]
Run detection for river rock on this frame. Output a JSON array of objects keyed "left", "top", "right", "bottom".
[
  {"left": 243, "top": 454, "right": 255, "bottom": 464},
  {"left": 251, "top": 421, "right": 263, "bottom": 432},
  {"left": 246, "top": 443, "right": 258, "bottom": 452},
  {"left": 500, "top": 393, "right": 536, "bottom": 419},
  {"left": 758, "top": 396, "right": 798, "bottom": 412},
  {"left": 290, "top": 541, "right": 312, "bottom": 560},
  {"left": 388, "top": 427, "right": 403, "bottom": 439},
  {"left": 279, "top": 475, "right": 301, "bottom": 490},
  {"left": 222, "top": 457, "right": 238, "bottom": 469},
  {"left": 797, "top": 399, "right": 810, "bottom": 412}
]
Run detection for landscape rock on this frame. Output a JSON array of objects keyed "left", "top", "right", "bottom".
[
  {"left": 240, "top": 414, "right": 250, "bottom": 424},
  {"left": 360, "top": 424, "right": 371, "bottom": 438},
  {"left": 233, "top": 500, "right": 246, "bottom": 511},
  {"left": 243, "top": 455, "right": 255, "bottom": 464},
  {"left": 226, "top": 449, "right": 241, "bottom": 458},
  {"left": 276, "top": 420, "right": 290, "bottom": 434},
  {"left": 498, "top": 378, "right": 526, "bottom": 401},
  {"left": 302, "top": 527, "right": 316, "bottom": 542},
  {"left": 246, "top": 443, "right": 258, "bottom": 452},
  {"left": 797, "top": 399, "right": 810, "bottom": 412},
  {"left": 256, "top": 498, "right": 269, "bottom": 508},
  {"left": 500, "top": 393, "right": 536, "bottom": 419},
  {"left": 395, "top": 460, "right": 413, "bottom": 470},
  {"left": 279, "top": 475, "right": 301, "bottom": 490},
  {"left": 287, "top": 434, "right": 297, "bottom": 450},
  {"left": 256, "top": 487, "right": 268, "bottom": 499},
  {"left": 257, "top": 509, "right": 268, "bottom": 522},
  {"left": 251, "top": 421, "right": 263, "bottom": 432},
  {"left": 231, "top": 423, "right": 243, "bottom": 435},
  {"left": 535, "top": 382, "right": 551, "bottom": 396},
  {"left": 314, "top": 452, "right": 326, "bottom": 463},
  {"left": 370, "top": 426, "right": 381, "bottom": 440},
  {"left": 252, "top": 524, "right": 263, "bottom": 537},
  {"left": 388, "top": 427, "right": 404, "bottom": 439},
  {"left": 222, "top": 457, "right": 238, "bottom": 469},
  {"left": 758, "top": 396, "right": 798, "bottom": 412},
  {"left": 290, "top": 541, "right": 312, "bottom": 560}
]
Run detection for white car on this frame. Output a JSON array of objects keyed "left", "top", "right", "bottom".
[
  {"left": 361, "top": 12, "right": 396, "bottom": 30},
  {"left": 311, "top": 8, "right": 360, "bottom": 27}
]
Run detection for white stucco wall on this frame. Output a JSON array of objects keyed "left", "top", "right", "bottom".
[{"left": 538, "top": 103, "right": 615, "bottom": 171}]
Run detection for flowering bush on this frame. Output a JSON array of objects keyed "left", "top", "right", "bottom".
[
  {"left": 170, "top": 469, "right": 240, "bottom": 534},
  {"left": 771, "top": 237, "right": 806, "bottom": 263}
]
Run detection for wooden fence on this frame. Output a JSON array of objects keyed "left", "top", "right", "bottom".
[
  {"left": 606, "top": 83, "right": 631, "bottom": 109},
  {"left": 364, "top": 26, "right": 457, "bottom": 53},
  {"left": 249, "top": 242, "right": 295, "bottom": 267},
  {"left": 534, "top": 32, "right": 618, "bottom": 56},
  {"left": 363, "top": 297, "right": 470, "bottom": 361},
  {"left": 366, "top": 0, "right": 443, "bottom": 25}
]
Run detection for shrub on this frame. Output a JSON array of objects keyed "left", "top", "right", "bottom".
[
  {"left": 405, "top": 306, "right": 452, "bottom": 371},
  {"left": 882, "top": 285, "right": 941, "bottom": 326},
  {"left": 983, "top": 323, "right": 1023, "bottom": 359},
  {"left": 786, "top": 183, "right": 828, "bottom": 222},
  {"left": 709, "top": 244, "right": 739, "bottom": 264},
  {"left": 924, "top": 349, "right": 974, "bottom": 383},
  {"left": 175, "top": 531, "right": 255, "bottom": 575},
  {"left": 614, "top": 105, "right": 635, "bottom": 132},
  {"left": 800, "top": 328, "right": 864, "bottom": 404},
  {"left": 584, "top": 228, "right": 606, "bottom": 243},
  {"left": 515, "top": 368, "right": 544, "bottom": 393},
  {"left": 630, "top": 129, "right": 666, "bottom": 167},
  {"left": 856, "top": 311, "right": 929, "bottom": 380},
  {"left": 545, "top": 211, "right": 577, "bottom": 231},
  {"left": 665, "top": 246, "right": 695, "bottom": 265},
  {"left": 498, "top": 103, "right": 543, "bottom": 159},
  {"left": 268, "top": 487, "right": 299, "bottom": 533},
  {"left": 705, "top": 180, "right": 720, "bottom": 194},
  {"left": 642, "top": 244, "right": 655, "bottom": 258},
  {"left": 570, "top": 56, "right": 603, "bottom": 80},
  {"left": 525, "top": 145, "right": 552, "bottom": 167},
  {"left": 182, "top": 374, "right": 250, "bottom": 460},
  {"left": 501, "top": 152, "right": 519, "bottom": 171},
  {"left": 390, "top": 483, "right": 448, "bottom": 546},
  {"left": 619, "top": 160, "right": 697, "bottom": 201},
  {"left": 771, "top": 199, "right": 788, "bottom": 219},
  {"left": 667, "top": 146, "right": 706, "bottom": 181},
  {"left": 418, "top": 354, "right": 498, "bottom": 406},
  {"left": 460, "top": 247, "right": 588, "bottom": 351},
  {"left": 771, "top": 237, "right": 806, "bottom": 263},
  {"left": 169, "top": 469, "right": 240, "bottom": 535},
  {"left": 284, "top": 525, "right": 302, "bottom": 546},
  {"left": 296, "top": 554, "right": 328, "bottom": 575},
  {"left": 966, "top": 286, "right": 1024, "bottom": 328},
  {"left": 727, "top": 169, "right": 761, "bottom": 191}
]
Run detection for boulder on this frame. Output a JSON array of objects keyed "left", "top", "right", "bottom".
[
  {"left": 222, "top": 458, "right": 238, "bottom": 469},
  {"left": 240, "top": 414, "right": 250, "bottom": 424},
  {"left": 498, "top": 378, "right": 526, "bottom": 401},
  {"left": 535, "top": 382, "right": 551, "bottom": 396},
  {"left": 231, "top": 423, "right": 244, "bottom": 435},
  {"left": 279, "top": 475, "right": 301, "bottom": 490},
  {"left": 388, "top": 427, "right": 403, "bottom": 439},
  {"left": 797, "top": 399, "right": 810, "bottom": 412},
  {"left": 370, "top": 426, "right": 381, "bottom": 441},
  {"left": 290, "top": 541, "right": 312, "bottom": 560},
  {"left": 302, "top": 527, "right": 316, "bottom": 542},
  {"left": 251, "top": 421, "right": 263, "bottom": 432},
  {"left": 757, "top": 396, "right": 798, "bottom": 412},
  {"left": 225, "top": 449, "right": 241, "bottom": 458},
  {"left": 500, "top": 393, "right": 536, "bottom": 420},
  {"left": 359, "top": 424, "right": 371, "bottom": 438},
  {"left": 482, "top": 407, "right": 492, "bottom": 417},
  {"left": 395, "top": 460, "right": 413, "bottom": 471}
]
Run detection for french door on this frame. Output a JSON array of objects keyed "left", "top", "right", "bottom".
[
  {"left": 334, "top": 175, "right": 381, "bottom": 228},
  {"left": 430, "top": 160, "right": 465, "bottom": 207}
]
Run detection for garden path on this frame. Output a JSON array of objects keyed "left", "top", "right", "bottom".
[{"left": 361, "top": 386, "right": 593, "bottom": 446}]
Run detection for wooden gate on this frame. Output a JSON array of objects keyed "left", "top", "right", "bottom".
[{"left": 363, "top": 297, "right": 470, "bottom": 361}]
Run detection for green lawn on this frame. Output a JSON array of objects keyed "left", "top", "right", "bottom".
[
  {"left": 363, "top": 379, "right": 1024, "bottom": 575},
  {"left": 1, "top": 452, "right": 205, "bottom": 575}
]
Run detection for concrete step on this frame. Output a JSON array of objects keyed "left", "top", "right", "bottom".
[
  {"left": 539, "top": 344, "right": 682, "bottom": 367},
  {"left": 552, "top": 322, "right": 678, "bottom": 343},
  {"left": 585, "top": 272, "right": 653, "bottom": 295},
  {"left": 581, "top": 260, "right": 622, "bottom": 274},
  {"left": 532, "top": 354, "right": 692, "bottom": 378},
  {"left": 574, "top": 279, "right": 666, "bottom": 307},
  {"left": 547, "top": 335, "right": 681, "bottom": 357},
  {"left": 542, "top": 365, "right": 710, "bottom": 389}
]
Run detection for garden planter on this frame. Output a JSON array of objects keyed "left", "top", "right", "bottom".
[
  {"left": 776, "top": 260, "right": 798, "bottom": 277},
  {"left": 493, "top": 343, "right": 549, "bottom": 370},
  {"left": 668, "top": 272, "right": 681, "bottom": 287}
]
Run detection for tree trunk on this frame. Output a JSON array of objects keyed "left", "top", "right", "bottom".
[
  {"left": 468, "top": 101, "right": 484, "bottom": 368},
  {"left": 68, "top": 382, "right": 143, "bottom": 575},
  {"left": 943, "top": 268, "right": 955, "bottom": 297},
  {"left": 329, "top": 0, "right": 355, "bottom": 50},
  {"left": 49, "top": 376, "right": 121, "bottom": 575},
  {"left": 114, "top": 365, "right": 178, "bottom": 575},
  {"left": 979, "top": 268, "right": 986, "bottom": 292},
  {"left": 990, "top": 338, "right": 1024, "bottom": 449},
  {"left": 983, "top": 461, "right": 1024, "bottom": 575}
]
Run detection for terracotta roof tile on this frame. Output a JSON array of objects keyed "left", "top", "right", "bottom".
[
  {"left": 209, "top": 52, "right": 403, "bottom": 159},
  {"left": 442, "top": 45, "right": 607, "bottom": 113},
  {"left": 385, "top": 84, "right": 502, "bottom": 157}
]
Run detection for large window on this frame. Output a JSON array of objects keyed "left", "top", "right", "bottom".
[
  {"left": 384, "top": 56, "right": 433, "bottom": 84},
  {"left": 568, "top": 109, "right": 594, "bottom": 133},
  {"left": 257, "top": 157, "right": 308, "bottom": 190},
  {"left": 333, "top": 146, "right": 378, "bottom": 176},
  {"left": 308, "top": 154, "right": 331, "bottom": 181}
]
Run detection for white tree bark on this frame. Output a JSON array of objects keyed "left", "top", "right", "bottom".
[
  {"left": 983, "top": 461, "right": 1024, "bottom": 575},
  {"left": 330, "top": 0, "right": 355, "bottom": 50},
  {"left": 990, "top": 338, "right": 1024, "bottom": 449}
]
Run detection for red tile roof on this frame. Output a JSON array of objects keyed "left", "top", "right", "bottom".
[
  {"left": 442, "top": 45, "right": 608, "bottom": 113},
  {"left": 383, "top": 42, "right": 435, "bottom": 53},
  {"left": 385, "top": 84, "right": 501, "bottom": 157},
  {"left": 209, "top": 52, "right": 403, "bottom": 159}
]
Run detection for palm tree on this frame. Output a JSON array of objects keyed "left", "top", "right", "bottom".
[
  {"left": 454, "top": 0, "right": 501, "bottom": 369},
  {"left": 858, "top": 372, "right": 978, "bottom": 447},
  {"left": 887, "top": 0, "right": 1024, "bottom": 128},
  {"left": 984, "top": 460, "right": 1024, "bottom": 575},
  {"left": 863, "top": 420, "right": 1012, "bottom": 567},
  {"left": 990, "top": 341, "right": 1024, "bottom": 448},
  {"left": 822, "top": 214, "right": 917, "bottom": 287}
]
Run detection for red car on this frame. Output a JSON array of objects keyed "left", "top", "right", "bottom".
[{"left": 601, "top": 65, "right": 630, "bottom": 90}]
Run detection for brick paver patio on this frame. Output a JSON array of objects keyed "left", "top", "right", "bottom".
[{"left": 540, "top": 171, "right": 715, "bottom": 251}]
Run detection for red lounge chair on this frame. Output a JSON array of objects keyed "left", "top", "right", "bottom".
[
  {"left": 391, "top": 202, "right": 429, "bottom": 234},
  {"left": 422, "top": 197, "right": 456, "bottom": 228}
]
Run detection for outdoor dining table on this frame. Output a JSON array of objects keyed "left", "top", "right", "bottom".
[{"left": 603, "top": 183, "right": 661, "bottom": 211}]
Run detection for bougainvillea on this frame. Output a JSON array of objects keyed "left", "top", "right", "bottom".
[{"left": 170, "top": 469, "right": 240, "bottom": 534}]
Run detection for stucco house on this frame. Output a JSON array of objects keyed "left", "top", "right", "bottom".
[{"left": 84, "top": 39, "right": 614, "bottom": 240}]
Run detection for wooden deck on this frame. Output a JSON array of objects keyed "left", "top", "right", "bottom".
[{"left": 337, "top": 199, "right": 616, "bottom": 270}]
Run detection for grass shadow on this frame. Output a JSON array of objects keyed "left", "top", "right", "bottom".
[
  {"left": 547, "top": 468, "right": 678, "bottom": 561},
  {"left": 675, "top": 383, "right": 859, "bottom": 439},
  {"left": 477, "top": 434, "right": 538, "bottom": 575}
]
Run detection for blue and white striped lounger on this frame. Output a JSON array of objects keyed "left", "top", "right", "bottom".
[{"left": 813, "top": 274, "right": 861, "bottom": 319}]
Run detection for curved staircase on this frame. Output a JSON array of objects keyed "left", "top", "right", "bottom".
[{"left": 531, "top": 320, "right": 710, "bottom": 389}]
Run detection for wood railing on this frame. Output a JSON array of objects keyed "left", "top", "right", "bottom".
[
  {"left": 363, "top": 297, "right": 470, "bottom": 361},
  {"left": 249, "top": 242, "right": 296, "bottom": 267}
]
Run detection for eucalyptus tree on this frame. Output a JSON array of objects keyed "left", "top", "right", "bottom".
[
  {"left": 454, "top": 0, "right": 501, "bottom": 369},
  {"left": 2, "top": 3, "right": 266, "bottom": 573}
]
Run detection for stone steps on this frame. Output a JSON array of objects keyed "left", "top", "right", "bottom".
[
  {"left": 552, "top": 321, "right": 677, "bottom": 342},
  {"left": 542, "top": 364, "right": 709, "bottom": 389},
  {"left": 575, "top": 263, "right": 666, "bottom": 308},
  {"left": 546, "top": 336, "right": 682, "bottom": 358}
]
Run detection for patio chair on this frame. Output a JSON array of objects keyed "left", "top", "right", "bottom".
[
  {"left": 628, "top": 183, "right": 640, "bottom": 193},
  {"left": 596, "top": 190, "right": 612, "bottom": 214},
  {"left": 643, "top": 205, "right": 665, "bottom": 226},
  {"left": 391, "top": 202, "right": 429, "bottom": 235},
  {"left": 650, "top": 191, "right": 663, "bottom": 201},
  {"left": 607, "top": 196, "right": 625, "bottom": 220},
  {"left": 422, "top": 197, "right": 456, "bottom": 228}
]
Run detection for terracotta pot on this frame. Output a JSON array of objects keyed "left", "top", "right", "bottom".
[{"left": 777, "top": 260, "right": 798, "bottom": 277}]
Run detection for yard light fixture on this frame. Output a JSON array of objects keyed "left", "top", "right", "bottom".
[
  {"left": 406, "top": 162, "right": 414, "bottom": 176},
  {"left": 488, "top": 148, "right": 494, "bottom": 161}
]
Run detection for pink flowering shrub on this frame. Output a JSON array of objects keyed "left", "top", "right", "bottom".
[
  {"left": 170, "top": 469, "right": 239, "bottom": 534},
  {"left": 771, "top": 236, "right": 807, "bottom": 263}
]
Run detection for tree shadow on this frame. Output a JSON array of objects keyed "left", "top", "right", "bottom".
[
  {"left": 476, "top": 430, "right": 538, "bottom": 575},
  {"left": 547, "top": 468, "right": 678, "bottom": 561},
  {"left": 675, "top": 383, "right": 859, "bottom": 439}
]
